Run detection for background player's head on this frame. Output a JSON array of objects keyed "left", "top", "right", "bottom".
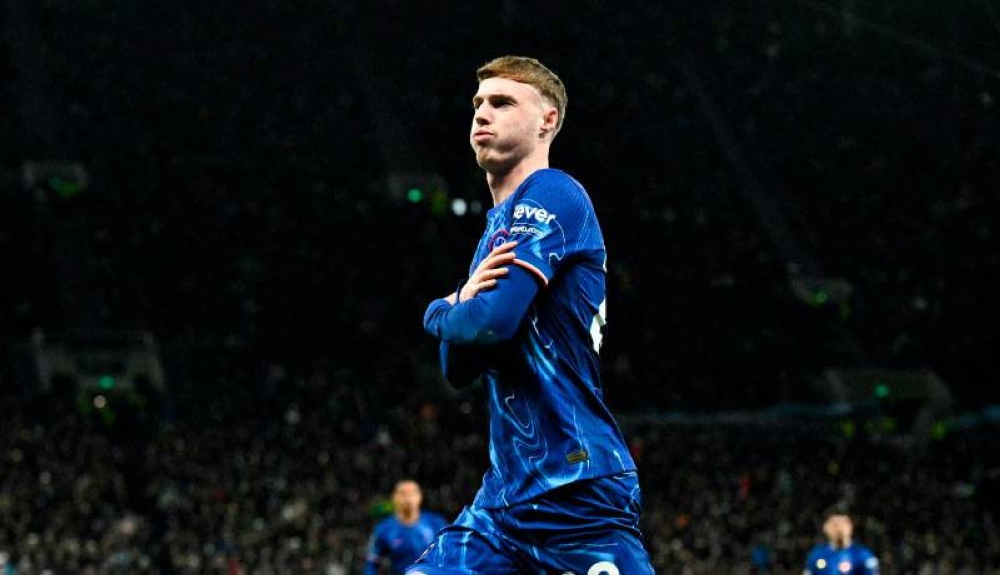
[
  {"left": 392, "top": 479, "right": 423, "bottom": 519},
  {"left": 822, "top": 507, "right": 854, "bottom": 547},
  {"left": 471, "top": 56, "right": 567, "bottom": 172}
]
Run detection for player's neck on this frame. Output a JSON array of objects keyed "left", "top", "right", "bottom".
[
  {"left": 396, "top": 509, "right": 420, "bottom": 526},
  {"left": 486, "top": 154, "right": 549, "bottom": 206}
]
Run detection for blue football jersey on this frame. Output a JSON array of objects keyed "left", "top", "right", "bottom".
[
  {"left": 804, "top": 542, "right": 880, "bottom": 575},
  {"left": 468, "top": 168, "right": 636, "bottom": 509},
  {"left": 364, "top": 511, "right": 448, "bottom": 575}
]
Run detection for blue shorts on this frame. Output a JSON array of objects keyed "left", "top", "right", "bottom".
[{"left": 405, "top": 472, "right": 654, "bottom": 575}]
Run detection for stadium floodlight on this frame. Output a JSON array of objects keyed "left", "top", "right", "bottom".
[{"left": 22, "top": 160, "right": 89, "bottom": 199}]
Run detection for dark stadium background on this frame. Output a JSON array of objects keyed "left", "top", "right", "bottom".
[{"left": 1, "top": 1, "right": 998, "bottom": 573}]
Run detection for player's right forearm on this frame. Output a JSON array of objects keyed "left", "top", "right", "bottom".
[
  {"left": 422, "top": 297, "right": 506, "bottom": 345},
  {"left": 423, "top": 265, "right": 537, "bottom": 345}
]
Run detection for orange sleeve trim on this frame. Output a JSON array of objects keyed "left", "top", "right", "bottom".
[{"left": 513, "top": 258, "right": 549, "bottom": 286}]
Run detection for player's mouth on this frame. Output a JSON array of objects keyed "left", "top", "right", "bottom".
[{"left": 472, "top": 130, "right": 494, "bottom": 143}]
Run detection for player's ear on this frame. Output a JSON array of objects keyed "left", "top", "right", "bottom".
[{"left": 539, "top": 106, "right": 559, "bottom": 139}]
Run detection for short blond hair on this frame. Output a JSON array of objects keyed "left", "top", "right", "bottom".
[{"left": 477, "top": 55, "right": 567, "bottom": 136}]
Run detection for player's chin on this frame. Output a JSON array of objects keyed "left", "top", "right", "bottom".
[
  {"left": 475, "top": 147, "right": 513, "bottom": 168},
  {"left": 474, "top": 150, "right": 497, "bottom": 170}
]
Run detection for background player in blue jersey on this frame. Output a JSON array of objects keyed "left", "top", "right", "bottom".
[
  {"left": 414, "top": 55, "right": 654, "bottom": 574},
  {"left": 364, "top": 479, "right": 447, "bottom": 575},
  {"left": 804, "top": 508, "right": 880, "bottom": 575}
]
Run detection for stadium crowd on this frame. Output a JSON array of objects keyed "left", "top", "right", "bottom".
[{"left": 1, "top": 365, "right": 998, "bottom": 574}]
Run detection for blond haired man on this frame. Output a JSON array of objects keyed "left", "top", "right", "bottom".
[{"left": 416, "top": 55, "right": 654, "bottom": 575}]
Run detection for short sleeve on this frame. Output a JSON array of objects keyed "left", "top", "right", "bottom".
[
  {"left": 432, "top": 512, "right": 448, "bottom": 530},
  {"left": 507, "top": 171, "right": 603, "bottom": 285},
  {"left": 366, "top": 525, "right": 385, "bottom": 562},
  {"left": 862, "top": 549, "right": 880, "bottom": 574},
  {"left": 803, "top": 548, "right": 818, "bottom": 574}
]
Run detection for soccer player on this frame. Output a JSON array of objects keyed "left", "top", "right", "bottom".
[
  {"left": 364, "top": 480, "right": 448, "bottom": 575},
  {"left": 415, "top": 56, "right": 654, "bottom": 574},
  {"left": 804, "top": 508, "right": 880, "bottom": 575}
]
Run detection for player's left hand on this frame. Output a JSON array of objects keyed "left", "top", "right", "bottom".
[{"left": 450, "top": 241, "right": 518, "bottom": 303}]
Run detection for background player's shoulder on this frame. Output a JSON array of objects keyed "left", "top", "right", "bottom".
[
  {"left": 374, "top": 515, "right": 396, "bottom": 532},
  {"left": 426, "top": 510, "right": 448, "bottom": 528},
  {"left": 859, "top": 546, "right": 880, "bottom": 572}
]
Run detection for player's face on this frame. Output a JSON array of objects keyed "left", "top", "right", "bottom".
[
  {"left": 470, "top": 77, "right": 553, "bottom": 172},
  {"left": 393, "top": 481, "right": 422, "bottom": 514},
  {"left": 823, "top": 515, "right": 853, "bottom": 544}
]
